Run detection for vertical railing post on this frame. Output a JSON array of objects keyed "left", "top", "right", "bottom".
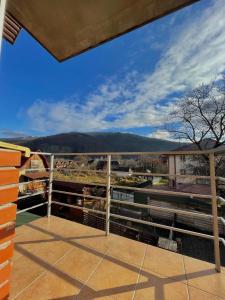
[
  {"left": 106, "top": 154, "right": 111, "bottom": 236},
  {"left": 47, "top": 154, "right": 54, "bottom": 217},
  {"left": 209, "top": 152, "right": 221, "bottom": 272}
]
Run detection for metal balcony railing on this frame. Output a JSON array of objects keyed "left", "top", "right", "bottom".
[{"left": 14, "top": 148, "right": 225, "bottom": 272}]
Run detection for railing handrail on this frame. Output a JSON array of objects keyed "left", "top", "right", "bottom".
[
  {"left": 16, "top": 149, "right": 225, "bottom": 273},
  {"left": 30, "top": 145, "right": 225, "bottom": 156},
  {"left": 51, "top": 149, "right": 223, "bottom": 156}
]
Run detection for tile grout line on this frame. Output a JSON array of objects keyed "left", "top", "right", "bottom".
[
  {"left": 181, "top": 255, "right": 225, "bottom": 299},
  {"left": 12, "top": 244, "right": 77, "bottom": 300},
  {"left": 131, "top": 244, "right": 148, "bottom": 300},
  {"left": 75, "top": 245, "right": 111, "bottom": 299},
  {"left": 187, "top": 282, "right": 225, "bottom": 299},
  {"left": 136, "top": 251, "right": 191, "bottom": 289},
  {"left": 182, "top": 255, "right": 190, "bottom": 300}
]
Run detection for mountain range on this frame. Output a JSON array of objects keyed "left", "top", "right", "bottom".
[{"left": 2, "top": 132, "right": 185, "bottom": 153}]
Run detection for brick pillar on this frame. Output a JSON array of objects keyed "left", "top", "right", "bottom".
[{"left": 0, "top": 149, "right": 21, "bottom": 300}]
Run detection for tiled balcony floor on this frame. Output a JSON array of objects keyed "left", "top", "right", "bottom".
[{"left": 10, "top": 216, "right": 225, "bottom": 300}]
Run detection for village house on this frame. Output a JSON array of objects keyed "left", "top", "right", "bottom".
[
  {"left": 18, "top": 152, "right": 49, "bottom": 194},
  {"left": 168, "top": 139, "right": 220, "bottom": 187}
]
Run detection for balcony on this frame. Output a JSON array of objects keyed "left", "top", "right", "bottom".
[
  {"left": 11, "top": 215, "right": 225, "bottom": 299},
  {"left": 1, "top": 147, "right": 225, "bottom": 299}
]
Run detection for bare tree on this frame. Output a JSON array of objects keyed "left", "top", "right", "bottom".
[
  {"left": 167, "top": 78, "right": 225, "bottom": 177},
  {"left": 168, "top": 78, "right": 225, "bottom": 150}
]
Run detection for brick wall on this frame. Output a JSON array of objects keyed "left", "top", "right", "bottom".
[{"left": 0, "top": 149, "right": 21, "bottom": 300}]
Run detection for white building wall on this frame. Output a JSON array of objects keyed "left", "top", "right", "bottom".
[{"left": 168, "top": 154, "right": 197, "bottom": 186}]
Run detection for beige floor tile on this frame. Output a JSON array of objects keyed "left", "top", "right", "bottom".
[
  {"left": 13, "top": 227, "right": 60, "bottom": 262},
  {"left": 10, "top": 255, "right": 44, "bottom": 299},
  {"left": 15, "top": 270, "right": 83, "bottom": 300},
  {"left": 14, "top": 227, "right": 53, "bottom": 245},
  {"left": 134, "top": 268, "right": 189, "bottom": 300},
  {"left": 13, "top": 248, "right": 22, "bottom": 261},
  {"left": 84, "top": 257, "right": 140, "bottom": 300},
  {"left": 184, "top": 256, "right": 225, "bottom": 299},
  {"left": 55, "top": 245, "right": 104, "bottom": 283},
  {"left": 188, "top": 286, "right": 222, "bottom": 299},
  {"left": 13, "top": 229, "right": 52, "bottom": 256},
  {"left": 30, "top": 215, "right": 65, "bottom": 227},
  {"left": 75, "top": 233, "right": 114, "bottom": 254},
  {"left": 142, "top": 245, "right": 186, "bottom": 282},
  {"left": 106, "top": 234, "right": 147, "bottom": 266},
  {"left": 16, "top": 239, "right": 72, "bottom": 265},
  {"left": 15, "top": 224, "right": 34, "bottom": 238},
  {"left": 30, "top": 217, "right": 98, "bottom": 240}
]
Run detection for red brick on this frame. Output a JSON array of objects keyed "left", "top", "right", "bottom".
[
  {"left": 0, "top": 151, "right": 21, "bottom": 167},
  {"left": 0, "top": 223, "right": 15, "bottom": 244},
  {"left": 0, "top": 188, "right": 18, "bottom": 205},
  {"left": 0, "top": 169, "right": 19, "bottom": 186},
  {"left": 0, "top": 205, "right": 16, "bottom": 226},
  {"left": 0, "top": 242, "right": 13, "bottom": 265},
  {"left": 0, "top": 262, "right": 12, "bottom": 286}
]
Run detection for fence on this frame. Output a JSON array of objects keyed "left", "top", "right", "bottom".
[{"left": 15, "top": 148, "right": 225, "bottom": 272}]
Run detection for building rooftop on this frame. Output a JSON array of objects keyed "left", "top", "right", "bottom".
[{"left": 11, "top": 215, "right": 225, "bottom": 300}]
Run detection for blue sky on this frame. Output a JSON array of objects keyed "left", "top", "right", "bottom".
[{"left": 1, "top": 0, "right": 225, "bottom": 139}]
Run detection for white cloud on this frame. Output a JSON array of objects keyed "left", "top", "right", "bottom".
[
  {"left": 147, "top": 129, "right": 189, "bottom": 142},
  {"left": 147, "top": 130, "right": 172, "bottom": 140},
  {"left": 26, "top": 0, "right": 225, "bottom": 133}
]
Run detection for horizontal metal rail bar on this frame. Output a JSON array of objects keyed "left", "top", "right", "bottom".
[
  {"left": 53, "top": 179, "right": 106, "bottom": 187},
  {"left": 110, "top": 213, "right": 214, "bottom": 240},
  {"left": 53, "top": 150, "right": 213, "bottom": 156},
  {"left": 87, "top": 211, "right": 140, "bottom": 232},
  {"left": 31, "top": 147, "right": 225, "bottom": 156},
  {"left": 218, "top": 196, "right": 225, "bottom": 204},
  {"left": 111, "top": 170, "right": 210, "bottom": 180},
  {"left": 55, "top": 168, "right": 210, "bottom": 179},
  {"left": 54, "top": 189, "right": 218, "bottom": 219},
  {"left": 111, "top": 198, "right": 214, "bottom": 219},
  {"left": 54, "top": 168, "right": 106, "bottom": 174},
  {"left": 16, "top": 202, "right": 48, "bottom": 214},
  {"left": 0, "top": 180, "right": 49, "bottom": 190},
  {"left": 18, "top": 190, "right": 47, "bottom": 200},
  {"left": 22, "top": 168, "right": 50, "bottom": 172},
  {"left": 111, "top": 184, "right": 212, "bottom": 199},
  {"left": 52, "top": 200, "right": 106, "bottom": 215},
  {"left": 221, "top": 217, "right": 225, "bottom": 226},
  {"left": 52, "top": 180, "right": 212, "bottom": 199},
  {"left": 19, "top": 179, "right": 49, "bottom": 186},
  {"left": 217, "top": 177, "right": 225, "bottom": 183},
  {"left": 55, "top": 167, "right": 214, "bottom": 180},
  {"left": 210, "top": 147, "right": 225, "bottom": 154},
  {"left": 52, "top": 189, "right": 106, "bottom": 201},
  {"left": 30, "top": 151, "right": 52, "bottom": 156}
]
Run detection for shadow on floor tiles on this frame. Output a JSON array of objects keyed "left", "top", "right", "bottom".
[
  {"left": 13, "top": 222, "right": 218, "bottom": 300},
  {"left": 15, "top": 234, "right": 104, "bottom": 246}
]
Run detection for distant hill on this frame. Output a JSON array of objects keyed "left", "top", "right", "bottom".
[
  {"left": 2, "top": 132, "right": 186, "bottom": 153},
  {"left": 174, "top": 138, "right": 222, "bottom": 151}
]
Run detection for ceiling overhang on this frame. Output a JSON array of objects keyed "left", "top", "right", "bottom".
[
  {"left": 3, "top": 12, "right": 21, "bottom": 44},
  {"left": 6, "top": 0, "right": 198, "bottom": 61}
]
